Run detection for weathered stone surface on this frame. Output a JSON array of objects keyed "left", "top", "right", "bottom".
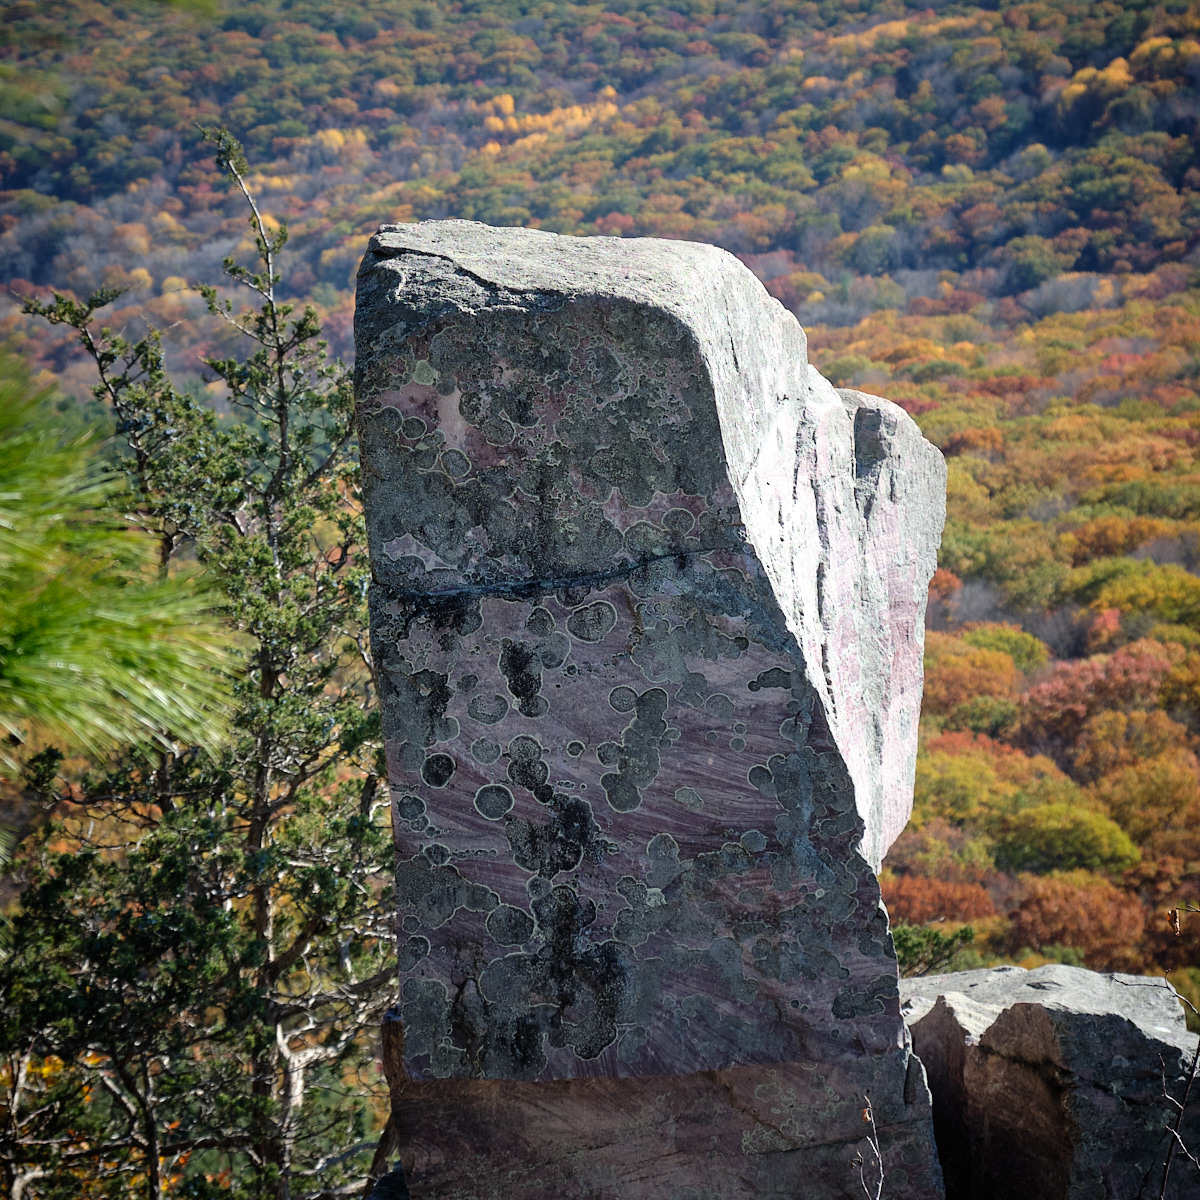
[
  {"left": 355, "top": 220, "right": 945, "bottom": 1197},
  {"left": 901, "top": 964, "right": 1200, "bottom": 1200},
  {"left": 837, "top": 388, "right": 945, "bottom": 857}
]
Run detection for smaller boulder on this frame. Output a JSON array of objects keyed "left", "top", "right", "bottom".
[{"left": 900, "top": 964, "right": 1199, "bottom": 1200}]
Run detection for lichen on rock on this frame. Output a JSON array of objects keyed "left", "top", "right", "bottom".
[{"left": 355, "top": 220, "right": 945, "bottom": 1197}]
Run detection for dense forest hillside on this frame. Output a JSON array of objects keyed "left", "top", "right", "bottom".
[{"left": 4, "top": 0, "right": 1200, "bottom": 1002}]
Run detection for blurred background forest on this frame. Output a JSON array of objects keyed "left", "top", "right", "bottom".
[{"left": 4, "top": 0, "right": 1200, "bottom": 1019}]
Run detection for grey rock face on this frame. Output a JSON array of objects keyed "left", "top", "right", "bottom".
[
  {"left": 837, "top": 388, "right": 946, "bottom": 856},
  {"left": 901, "top": 964, "right": 1200, "bottom": 1200},
  {"left": 355, "top": 220, "right": 945, "bottom": 1197}
]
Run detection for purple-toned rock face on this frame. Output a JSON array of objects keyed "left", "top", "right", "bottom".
[{"left": 354, "top": 221, "right": 946, "bottom": 1198}]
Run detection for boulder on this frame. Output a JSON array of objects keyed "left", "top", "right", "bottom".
[
  {"left": 355, "top": 220, "right": 946, "bottom": 1197},
  {"left": 901, "top": 964, "right": 1200, "bottom": 1200}
]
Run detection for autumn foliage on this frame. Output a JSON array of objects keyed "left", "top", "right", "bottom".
[
  {"left": 0, "top": 0, "right": 1199, "bottom": 994},
  {"left": 1017, "top": 639, "right": 1178, "bottom": 760},
  {"left": 901, "top": 614, "right": 1200, "bottom": 978},
  {"left": 881, "top": 875, "right": 997, "bottom": 925},
  {"left": 1006, "top": 872, "right": 1148, "bottom": 973}
]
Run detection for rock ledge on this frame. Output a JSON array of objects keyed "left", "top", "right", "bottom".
[{"left": 901, "top": 964, "right": 1200, "bottom": 1200}]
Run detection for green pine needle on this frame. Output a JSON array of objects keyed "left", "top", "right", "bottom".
[{"left": 0, "top": 354, "right": 231, "bottom": 772}]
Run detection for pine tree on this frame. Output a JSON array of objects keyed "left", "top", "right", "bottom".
[{"left": 0, "top": 352, "right": 229, "bottom": 774}]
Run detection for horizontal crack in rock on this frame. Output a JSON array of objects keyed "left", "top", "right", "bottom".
[{"left": 386, "top": 548, "right": 707, "bottom": 605}]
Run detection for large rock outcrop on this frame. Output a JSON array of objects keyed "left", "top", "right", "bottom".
[
  {"left": 901, "top": 964, "right": 1200, "bottom": 1200},
  {"left": 355, "top": 220, "right": 946, "bottom": 1198}
]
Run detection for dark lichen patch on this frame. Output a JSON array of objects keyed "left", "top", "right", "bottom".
[
  {"left": 464, "top": 880, "right": 636, "bottom": 1067},
  {"left": 831, "top": 974, "right": 895, "bottom": 1019},
  {"left": 482, "top": 415, "right": 515, "bottom": 446},
  {"left": 525, "top": 606, "right": 556, "bottom": 637},
  {"left": 631, "top": 611, "right": 749, "bottom": 702},
  {"left": 506, "top": 735, "right": 550, "bottom": 799},
  {"left": 395, "top": 794, "right": 426, "bottom": 823},
  {"left": 382, "top": 667, "right": 458, "bottom": 748},
  {"left": 662, "top": 507, "right": 696, "bottom": 535},
  {"left": 399, "top": 976, "right": 466, "bottom": 1076},
  {"left": 467, "top": 693, "right": 509, "bottom": 725},
  {"left": 441, "top": 448, "right": 471, "bottom": 479},
  {"left": 505, "top": 791, "right": 606, "bottom": 879},
  {"left": 470, "top": 737, "right": 501, "bottom": 765},
  {"left": 595, "top": 741, "right": 621, "bottom": 767},
  {"left": 499, "top": 638, "right": 549, "bottom": 719},
  {"left": 704, "top": 936, "right": 759, "bottom": 1004},
  {"left": 538, "top": 631, "right": 570, "bottom": 669},
  {"left": 567, "top": 601, "right": 618, "bottom": 643},
  {"left": 613, "top": 876, "right": 669, "bottom": 947},
  {"left": 474, "top": 784, "right": 515, "bottom": 821},
  {"left": 565, "top": 740, "right": 585, "bottom": 758},
  {"left": 422, "top": 753, "right": 456, "bottom": 788},
  {"left": 556, "top": 585, "right": 592, "bottom": 608},
  {"left": 395, "top": 856, "right": 499, "bottom": 930},
  {"left": 398, "top": 934, "right": 431, "bottom": 971},
  {"left": 600, "top": 687, "right": 668, "bottom": 813},
  {"left": 486, "top": 904, "right": 535, "bottom": 946},
  {"left": 749, "top": 667, "right": 795, "bottom": 692}
]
